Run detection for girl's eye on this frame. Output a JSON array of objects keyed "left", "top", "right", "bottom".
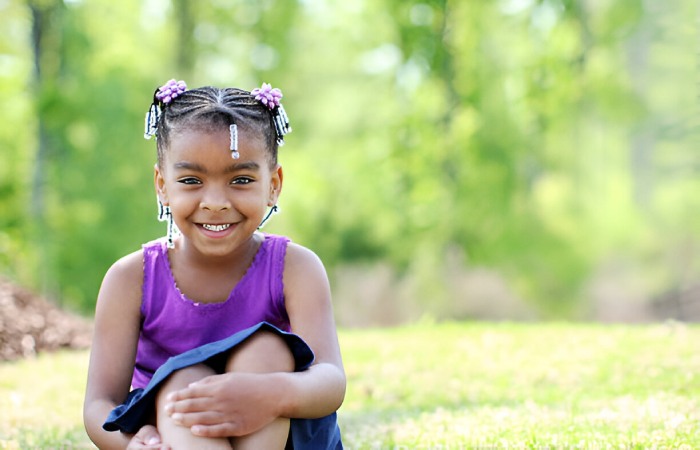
[
  {"left": 232, "top": 177, "right": 253, "bottom": 185},
  {"left": 178, "top": 177, "right": 201, "bottom": 185}
]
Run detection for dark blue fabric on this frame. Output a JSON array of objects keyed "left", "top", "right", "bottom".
[
  {"left": 104, "top": 322, "right": 341, "bottom": 448},
  {"left": 288, "top": 414, "right": 343, "bottom": 449}
]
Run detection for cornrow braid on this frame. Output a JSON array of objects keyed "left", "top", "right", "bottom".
[{"left": 149, "top": 85, "right": 284, "bottom": 167}]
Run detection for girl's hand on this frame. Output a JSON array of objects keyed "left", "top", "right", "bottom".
[
  {"left": 126, "top": 425, "right": 170, "bottom": 449},
  {"left": 164, "top": 372, "right": 283, "bottom": 438}
]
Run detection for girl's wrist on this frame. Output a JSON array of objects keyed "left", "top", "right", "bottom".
[{"left": 268, "top": 371, "right": 298, "bottom": 418}]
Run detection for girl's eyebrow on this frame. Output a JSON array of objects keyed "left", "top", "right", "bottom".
[
  {"left": 173, "top": 161, "right": 261, "bottom": 174},
  {"left": 173, "top": 161, "right": 207, "bottom": 173},
  {"left": 224, "top": 161, "right": 261, "bottom": 173}
]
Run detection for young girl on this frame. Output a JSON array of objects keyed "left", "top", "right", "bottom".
[{"left": 83, "top": 80, "right": 346, "bottom": 449}]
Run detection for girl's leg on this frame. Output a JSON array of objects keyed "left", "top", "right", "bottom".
[
  {"left": 227, "top": 330, "right": 295, "bottom": 450},
  {"left": 155, "top": 364, "right": 233, "bottom": 450}
]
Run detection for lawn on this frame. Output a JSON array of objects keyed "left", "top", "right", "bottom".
[{"left": 1, "top": 321, "right": 698, "bottom": 449}]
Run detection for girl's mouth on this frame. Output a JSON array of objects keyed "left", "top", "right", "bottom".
[{"left": 201, "top": 223, "right": 231, "bottom": 232}]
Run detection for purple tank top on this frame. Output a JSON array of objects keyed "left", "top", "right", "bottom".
[{"left": 131, "top": 233, "right": 291, "bottom": 388}]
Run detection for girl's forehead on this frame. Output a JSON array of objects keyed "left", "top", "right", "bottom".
[
  {"left": 173, "top": 123, "right": 264, "bottom": 142},
  {"left": 165, "top": 126, "right": 271, "bottom": 165}
]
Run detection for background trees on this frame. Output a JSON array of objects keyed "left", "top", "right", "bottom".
[{"left": 1, "top": 0, "right": 698, "bottom": 323}]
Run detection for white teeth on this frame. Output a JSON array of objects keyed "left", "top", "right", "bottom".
[{"left": 202, "top": 224, "right": 231, "bottom": 232}]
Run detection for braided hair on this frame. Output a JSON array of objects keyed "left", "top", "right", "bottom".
[{"left": 147, "top": 85, "right": 286, "bottom": 168}]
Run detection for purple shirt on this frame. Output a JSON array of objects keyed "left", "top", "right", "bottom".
[{"left": 132, "top": 234, "right": 291, "bottom": 388}]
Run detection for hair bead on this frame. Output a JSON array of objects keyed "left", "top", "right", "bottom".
[
  {"left": 155, "top": 79, "right": 187, "bottom": 104},
  {"left": 229, "top": 123, "right": 239, "bottom": 159},
  {"left": 144, "top": 103, "right": 159, "bottom": 139}
]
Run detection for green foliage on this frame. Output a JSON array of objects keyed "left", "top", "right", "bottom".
[
  {"left": 2, "top": 323, "right": 698, "bottom": 447},
  {"left": 0, "top": 0, "right": 698, "bottom": 317}
]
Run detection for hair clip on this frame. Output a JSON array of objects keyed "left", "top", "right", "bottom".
[
  {"left": 229, "top": 124, "right": 239, "bottom": 159},
  {"left": 156, "top": 79, "right": 187, "bottom": 104},
  {"left": 251, "top": 83, "right": 282, "bottom": 110}
]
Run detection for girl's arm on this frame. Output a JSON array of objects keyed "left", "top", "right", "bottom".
[
  {"left": 164, "top": 243, "right": 345, "bottom": 437},
  {"left": 276, "top": 242, "right": 346, "bottom": 417},
  {"left": 84, "top": 251, "right": 154, "bottom": 450}
]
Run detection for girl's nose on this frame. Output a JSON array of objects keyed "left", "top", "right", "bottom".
[{"left": 199, "top": 187, "right": 231, "bottom": 211}]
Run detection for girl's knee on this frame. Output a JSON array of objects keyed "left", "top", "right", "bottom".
[
  {"left": 153, "top": 364, "right": 233, "bottom": 449},
  {"left": 166, "top": 363, "right": 215, "bottom": 385},
  {"left": 156, "top": 364, "right": 215, "bottom": 403},
  {"left": 226, "top": 330, "right": 295, "bottom": 373}
]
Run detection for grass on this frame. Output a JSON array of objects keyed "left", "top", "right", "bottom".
[
  {"left": 0, "top": 351, "right": 93, "bottom": 449},
  {"left": 1, "top": 321, "right": 699, "bottom": 449}
]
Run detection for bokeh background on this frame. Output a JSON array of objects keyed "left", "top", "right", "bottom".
[{"left": 1, "top": 0, "right": 698, "bottom": 325}]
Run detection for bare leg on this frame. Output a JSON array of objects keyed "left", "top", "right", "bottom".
[
  {"left": 227, "top": 330, "right": 295, "bottom": 450},
  {"left": 155, "top": 364, "right": 233, "bottom": 450}
]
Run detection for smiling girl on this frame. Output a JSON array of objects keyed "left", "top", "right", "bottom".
[{"left": 83, "top": 80, "right": 345, "bottom": 450}]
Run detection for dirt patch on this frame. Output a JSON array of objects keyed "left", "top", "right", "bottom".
[{"left": 0, "top": 277, "right": 92, "bottom": 360}]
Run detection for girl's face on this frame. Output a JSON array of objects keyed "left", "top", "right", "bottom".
[{"left": 154, "top": 125, "right": 282, "bottom": 258}]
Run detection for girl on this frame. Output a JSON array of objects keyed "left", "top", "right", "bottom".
[{"left": 83, "top": 80, "right": 346, "bottom": 449}]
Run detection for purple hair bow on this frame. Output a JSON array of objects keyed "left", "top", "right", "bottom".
[
  {"left": 156, "top": 79, "right": 187, "bottom": 104},
  {"left": 251, "top": 83, "right": 283, "bottom": 110}
]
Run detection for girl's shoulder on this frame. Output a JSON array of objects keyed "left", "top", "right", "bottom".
[
  {"left": 285, "top": 239, "right": 321, "bottom": 261},
  {"left": 281, "top": 241, "right": 334, "bottom": 333},
  {"left": 102, "top": 247, "right": 146, "bottom": 291},
  {"left": 107, "top": 238, "right": 166, "bottom": 282},
  {"left": 283, "top": 241, "right": 328, "bottom": 282},
  {"left": 95, "top": 247, "right": 146, "bottom": 318}
]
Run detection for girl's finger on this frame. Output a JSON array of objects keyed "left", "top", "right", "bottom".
[
  {"left": 165, "top": 396, "right": 212, "bottom": 415},
  {"left": 191, "top": 422, "right": 243, "bottom": 438},
  {"left": 172, "top": 410, "right": 225, "bottom": 427}
]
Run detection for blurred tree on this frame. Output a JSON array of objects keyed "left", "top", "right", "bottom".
[
  {"left": 26, "top": 0, "right": 66, "bottom": 298},
  {"left": 0, "top": 0, "right": 697, "bottom": 320}
]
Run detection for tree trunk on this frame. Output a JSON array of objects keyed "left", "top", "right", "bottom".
[
  {"left": 173, "top": 0, "right": 196, "bottom": 80},
  {"left": 27, "top": 0, "right": 63, "bottom": 297}
]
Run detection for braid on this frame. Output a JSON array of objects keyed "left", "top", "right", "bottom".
[{"left": 155, "top": 86, "right": 279, "bottom": 167}]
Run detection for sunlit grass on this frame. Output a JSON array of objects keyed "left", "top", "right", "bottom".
[
  {"left": 337, "top": 321, "right": 700, "bottom": 448},
  {"left": 1, "top": 322, "right": 698, "bottom": 448},
  {"left": 0, "top": 351, "right": 93, "bottom": 448}
]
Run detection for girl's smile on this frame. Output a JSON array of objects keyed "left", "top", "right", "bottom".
[
  {"left": 201, "top": 223, "right": 231, "bottom": 232},
  {"left": 198, "top": 222, "right": 235, "bottom": 236}
]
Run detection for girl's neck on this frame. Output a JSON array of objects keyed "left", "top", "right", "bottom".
[
  {"left": 166, "top": 234, "right": 263, "bottom": 305},
  {"left": 173, "top": 233, "right": 262, "bottom": 273}
]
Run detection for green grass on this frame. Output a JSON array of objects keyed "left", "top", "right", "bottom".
[
  {"left": 0, "top": 351, "right": 93, "bottom": 449},
  {"left": 1, "top": 322, "right": 699, "bottom": 449}
]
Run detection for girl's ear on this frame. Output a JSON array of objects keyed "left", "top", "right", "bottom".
[
  {"left": 268, "top": 164, "right": 283, "bottom": 206},
  {"left": 154, "top": 164, "right": 169, "bottom": 205}
]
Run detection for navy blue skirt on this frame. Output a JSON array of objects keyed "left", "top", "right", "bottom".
[{"left": 103, "top": 322, "right": 342, "bottom": 449}]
